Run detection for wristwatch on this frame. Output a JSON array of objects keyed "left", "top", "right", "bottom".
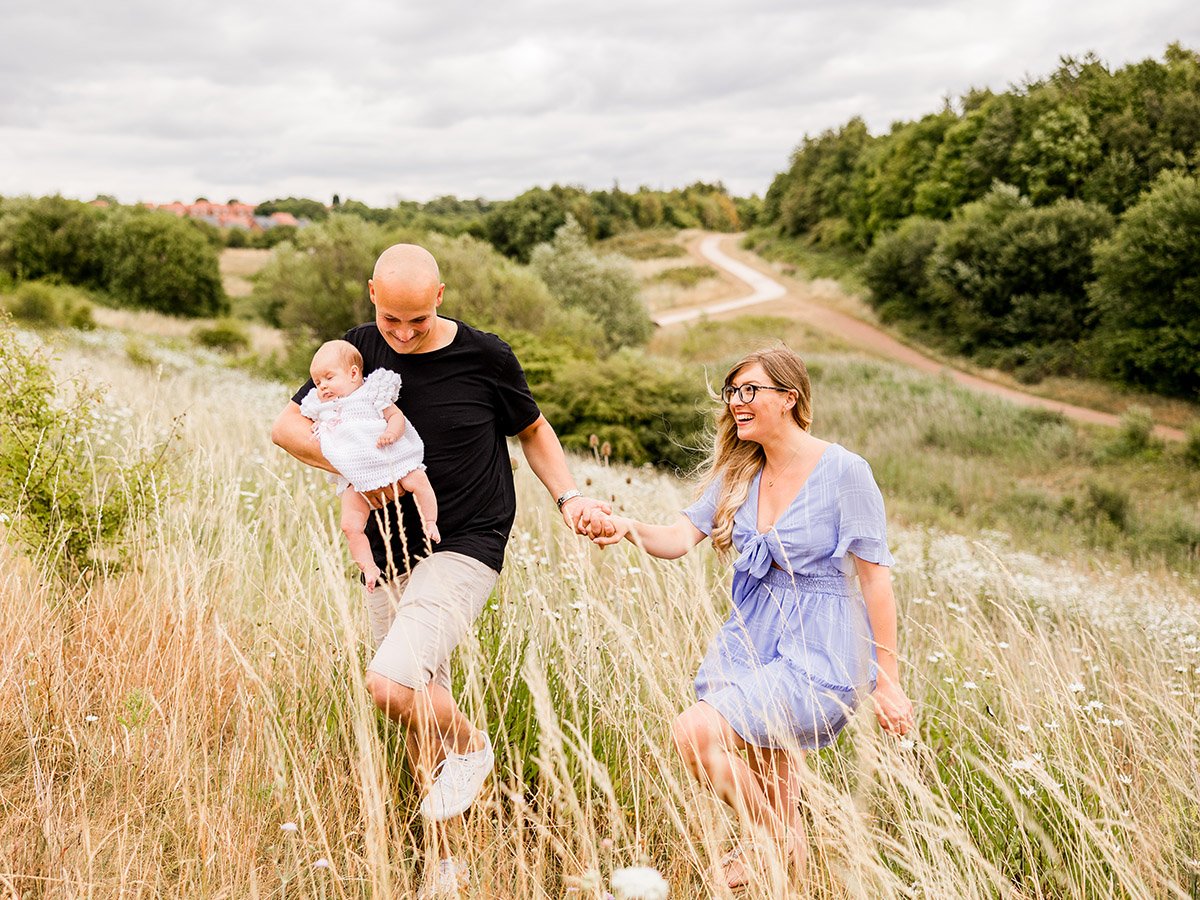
[{"left": 555, "top": 489, "right": 583, "bottom": 511}]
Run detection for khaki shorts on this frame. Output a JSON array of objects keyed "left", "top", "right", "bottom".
[{"left": 366, "top": 551, "right": 498, "bottom": 691}]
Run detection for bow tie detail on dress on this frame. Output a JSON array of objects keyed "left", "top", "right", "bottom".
[{"left": 732, "top": 531, "right": 775, "bottom": 605}]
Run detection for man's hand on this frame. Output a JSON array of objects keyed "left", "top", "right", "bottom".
[
  {"left": 560, "top": 496, "right": 613, "bottom": 537},
  {"left": 361, "top": 483, "right": 407, "bottom": 509}
]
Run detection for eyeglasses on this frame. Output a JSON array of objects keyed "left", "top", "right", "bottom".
[{"left": 721, "top": 383, "right": 792, "bottom": 405}]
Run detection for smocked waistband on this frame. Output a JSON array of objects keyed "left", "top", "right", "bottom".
[{"left": 758, "top": 566, "right": 849, "bottom": 597}]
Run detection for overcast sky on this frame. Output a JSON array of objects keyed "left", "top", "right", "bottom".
[{"left": 1, "top": 0, "right": 1194, "bottom": 207}]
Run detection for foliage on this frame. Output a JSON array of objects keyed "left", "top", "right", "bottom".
[
  {"left": 651, "top": 265, "right": 717, "bottom": 287},
  {"left": 927, "top": 188, "right": 1113, "bottom": 353},
  {"left": 95, "top": 208, "right": 226, "bottom": 318},
  {"left": 529, "top": 218, "right": 652, "bottom": 351},
  {"left": 1184, "top": 422, "right": 1200, "bottom": 468},
  {"left": 1088, "top": 171, "right": 1200, "bottom": 397},
  {"left": 250, "top": 214, "right": 386, "bottom": 337},
  {"left": 485, "top": 183, "right": 743, "bottom": 263},
  {"left": 533, "top": 348, "right": 710, "bottom": 469},
  {"left": 0, "top": 195, "right": 107, "bottom": 286},
  {"left": 193, "top": 318, "right": 251, "bottom": 353},
  {"left": 2, "top": 280, "right": 95, "bottom": 330},
  {"left": 861, "top": 217, "right": 944, "bottom": 324},
  {"left": 254, "top": 196, "right": 329, "bottom": 221},
  {"left": 0, "top": 320, "right": 162, "bottom": 569}
]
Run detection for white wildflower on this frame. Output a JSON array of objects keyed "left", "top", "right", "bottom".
[
  {"left": 1016, "top": 724, "right": 1031, "bottom": 734},
  {"left": 962, "top": 681, "right": 978, "bottom": 690},
  {"left": 280, "top": 822, "right": 298, "bottom": 833},
  {"left": 611, "top": 865, "right": 668, "bottom": 900},
  {"left": 313, "top": 858, "right": 330, "bottom": 869},
  {"left": 1043, "top": 721, "right": 1059, "bottom": 731},
  {"left": 1068, "top": 682, "right": 1086, "bottom": 694}
]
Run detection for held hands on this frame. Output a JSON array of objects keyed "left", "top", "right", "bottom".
[
  {"left": 361, "top": 483, "right": 405, "bottom": 509},
  {"left": 590, "top": 514, "right": 633, "bottom": 547},
  {"left": 560, "top": 495, "right": 613, "bottom": 539}
]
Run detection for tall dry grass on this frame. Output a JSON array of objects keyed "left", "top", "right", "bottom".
[{"left": 2, "top": 333, "right": 1199, "bottom": 898}]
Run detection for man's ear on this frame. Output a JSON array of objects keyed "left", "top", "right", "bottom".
[{"left": 368, "top": 279, "right": 377, "bottom": 306}]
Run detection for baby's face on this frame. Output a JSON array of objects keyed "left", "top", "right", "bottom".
[{"left": 310, "top": 360, "right": 361, "bottom": 401}]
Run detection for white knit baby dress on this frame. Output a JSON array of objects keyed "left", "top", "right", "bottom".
[{"left": 299, "top": 369, "right": 425, "bottom": 495}]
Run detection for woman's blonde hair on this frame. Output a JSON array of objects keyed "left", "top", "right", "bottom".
[{"left": 701, "top": 346, "right": 813, "bottom": 553}]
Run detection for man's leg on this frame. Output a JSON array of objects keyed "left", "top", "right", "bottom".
[{"left": 364, "top": 552, "right": 497, "bottom": 805}]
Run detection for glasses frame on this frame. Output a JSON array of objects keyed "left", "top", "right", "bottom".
[{"left": 721, "top": 383, "right": 792, "bottom": 405}]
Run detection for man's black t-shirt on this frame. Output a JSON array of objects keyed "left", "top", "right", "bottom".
[{"left": 292, "top": 319, "right": 541, "bottom": 576}]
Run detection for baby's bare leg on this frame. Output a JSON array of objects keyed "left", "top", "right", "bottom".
[
  {"left": 398, "top": 469, "right": 440, "bottom": 544},
  {"left": 340, "top": 489, "right": 381, "bottom": 590}
]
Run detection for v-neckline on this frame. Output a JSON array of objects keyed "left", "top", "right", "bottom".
[{"left": 752, "top": 443, "right": 836, "bottom": 535}]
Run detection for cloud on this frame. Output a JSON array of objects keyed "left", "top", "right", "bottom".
[{"left": 0, "top": 0, "right": 1192, "bottom": 205}]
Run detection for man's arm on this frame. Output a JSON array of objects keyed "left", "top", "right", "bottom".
[
  {"left": 515, "top": 414, "right": 611, "bottom": 534},
  {"left": 271, "top": 402, "right": 336, "bottom": 473}
]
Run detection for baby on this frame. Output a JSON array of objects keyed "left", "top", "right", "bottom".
[{"left": 300, "top": 340, "right": 439, "bottom": 590}]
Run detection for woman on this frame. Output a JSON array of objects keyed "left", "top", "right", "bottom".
[{"left": 593, "top": 347, "right": 914, "bottom": 889}]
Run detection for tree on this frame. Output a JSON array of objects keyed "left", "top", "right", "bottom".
[
  {"left": 251, "top": 214, "right": 383, "bottom": 335},
  {"left": 97, "top": 208, "right": 225, "bottom": 317},
  {"left": 862, "top": 217, "right": 944, "bottom": 324},
  {"left": 0, "top": 196, "right": 106, "bottom": 286},
  {"left": 1089, "top": 171, "right": 1200, "bottom": 396},
  {"left": 529, "top": 217, "right": 651, "bottom": 351}
]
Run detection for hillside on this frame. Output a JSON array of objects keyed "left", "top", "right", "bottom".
[{"left": 2, "top": 319, "right": 1199, "bottom": 896}]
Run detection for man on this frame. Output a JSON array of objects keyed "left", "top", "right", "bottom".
[{"left": 271, "top": 243, "right": 609, "bottom": 895}]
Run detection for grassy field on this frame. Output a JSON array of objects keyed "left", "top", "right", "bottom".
[{"left": 2, "top": 320, "right": 1199, "bottom": 898}]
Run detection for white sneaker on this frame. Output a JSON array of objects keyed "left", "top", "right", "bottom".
[
  {"left": 419, "top": 731, "right": 494, "bottom": 820},
  {"left": 416, "top": 856, "right": 469, "bottom": 898}
]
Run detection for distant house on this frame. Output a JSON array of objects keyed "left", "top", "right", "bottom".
[{"left": 142, "top": 199, "right": 311, "bottom": 232}]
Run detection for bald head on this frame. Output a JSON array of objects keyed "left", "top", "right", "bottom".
[{"left": 372, "top": 244, "right": 441, "bottom": 292}]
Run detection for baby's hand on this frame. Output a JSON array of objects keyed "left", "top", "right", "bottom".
[
  {"left": 363, "top": 564, "right": 381, "bottom": 593},
  {"left": 377, "top": 432, "right": 397, "bottom": 448}
]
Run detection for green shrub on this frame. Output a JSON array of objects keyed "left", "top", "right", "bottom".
[
  {"left": 1083, "top": 482, "right": 1130, "bottom": 530},
  {"left": 1088, "top": 171, "right": 1200, "bottom": 398},
  {"left": 535, "top": 349, "right": 709, "bottom": 470},
  {"left": 862, "top": 217, "right": 943, "bottom": 323},
  {"left": 0, "top": 319, "right": 164, "bottom": 569},
  {"left": 193, "top": 318, "right": 250, "bottom": 353},
  {"left": 652, "top": 265, "right": 717, "bottom": 287},
  {"left": 3, "top": 280, "right": 95, "bottom": 330},
  {"left": 1184, "top": 423, "right": 1200, "bottom": 469}
]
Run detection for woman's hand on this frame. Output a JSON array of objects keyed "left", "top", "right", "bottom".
[
  {"left": 591, "top": 515, "right": 633, "bottom": 547},
  {"left": 872, "top": 677, "right": 915, "bottom": 737}
]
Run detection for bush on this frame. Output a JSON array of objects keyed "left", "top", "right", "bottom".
[
  {"left": 193, "top": 318, "right": 250, "bottom": 353},
  {"left": 3, "top": 280, "right": 95, "bottom": 330},
  {"left": 530, "top": 218, "right": 652, "bottom": 351},
  {"left": 652, "top": 265, "right": 716, "bottom": 287},
  {"left": 534, "top": 349, "right": 709, "bottom": 470},
  {"left": 1182, "top": 423, "right": 1200, "bottom": 469},
  {"left": 97, "top": 208, "right": 226, "bottom": 317},
  {"left": 1088, "top": 171, "right": 1200, "bottom": 397},
  {"left": 0, "top": 196, "right": 106, "bottom": 287},
  {"left": 862, "top": 217, "right": 943, "bottom": 323},
  {"left": 0, "top": 319, "right": 162, "bottom": 569}
]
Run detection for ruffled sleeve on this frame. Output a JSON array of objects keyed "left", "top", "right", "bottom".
[
  {"left": 832, "top": 454, "right": 894, "bottom": 573},
  {"left": 361, "top": 368, "right": 403, "bottom": 412},
  {"left": 682, "top": 477, "right": 721, "bottom": 536},
  {"left": 298, "top": 387, "right": 323, "bottom": 422}
]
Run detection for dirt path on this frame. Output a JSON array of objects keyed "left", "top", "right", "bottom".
[{"left": 654, "top": 232, "right": 1186, "bottom": 442}]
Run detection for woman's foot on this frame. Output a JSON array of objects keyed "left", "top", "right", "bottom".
[{"left": 712, "top": 844, "right": 753, "bottom": 891}]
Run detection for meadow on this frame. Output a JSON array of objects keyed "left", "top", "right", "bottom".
[{"left": 2, "top": 316, "right": 1199, "bottom": 899}]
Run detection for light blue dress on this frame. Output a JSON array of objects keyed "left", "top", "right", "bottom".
[{"left": 683, "top": 443, "right": 893, "bottom": 750}]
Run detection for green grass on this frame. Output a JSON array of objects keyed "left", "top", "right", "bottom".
[
  {"left": 649, "top": 265, "right": 717, "bottom": 287},
  {"left": 743, "top": 227, "right": 868, "bottom": 295}
]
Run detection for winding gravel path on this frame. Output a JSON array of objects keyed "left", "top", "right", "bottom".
[{"left": 652, "top": 232, "right": 1185, "bottom": 442}]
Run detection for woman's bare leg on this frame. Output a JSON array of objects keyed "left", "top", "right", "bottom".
[
  {"left": 747, "top": 745, "right": 808, "bottom": 875},
  {"left": 340, "top": 489, "right": 381, "bottom": 590},
  {"left": 672, "top": 702, "right": 792, "bottom": 887}
]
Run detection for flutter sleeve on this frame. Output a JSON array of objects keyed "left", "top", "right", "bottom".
[
  {"left": 682, "top": 477, "right": 722, "bottom": 536},
  {"left": 832, "top": 454, "right": 895, "bottom": 573},
  {"left": 298, "top": 387, "right": 323, "bottom": 423},
  {"left": 362, "top": 368, "right": 403, "bottom": 412}
]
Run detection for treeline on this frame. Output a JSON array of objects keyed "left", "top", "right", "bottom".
[
  {"left": 258, "top": 181, "right": 755, "bottom": 263},
  {"left": 761, "top": 44, "right": 1200, "bottom": 397},
  {"left": 249, "top": 214, "right": 708, "bottom": 468},
  {"left": 0, "top": 195, "right": 225, "bottom": 317}
]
